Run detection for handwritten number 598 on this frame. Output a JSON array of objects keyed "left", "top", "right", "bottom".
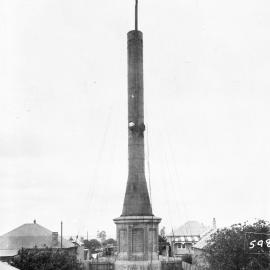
[{"left": 249, "top": 239, "right": 270, "bottom": 249}]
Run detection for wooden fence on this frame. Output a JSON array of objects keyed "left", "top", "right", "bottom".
[
  {"left": 182, "top": 262, "right": 199, "bottom": 270},
  {"left": 182, "top": 262, "right": 210, "bottom": 270},
  {"left": 160, "top": 260, "right": 182, "bottom": 270},
  {"left": 85, "top": 262, "right": 115, "bottom": 270}
]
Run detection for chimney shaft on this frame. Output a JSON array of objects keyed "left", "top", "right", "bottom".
[{"left": 121, "top": 30, "right": 152, "bottom": 216}]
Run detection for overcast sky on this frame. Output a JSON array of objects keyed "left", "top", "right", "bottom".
[{"left": 0, "top": 0, "right": 269, "bottom": 239}]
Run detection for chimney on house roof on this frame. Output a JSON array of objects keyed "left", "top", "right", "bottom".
[
  {"left": 213, "top": 218, "right": 217, "bottom": 229},
  {"left": 52, "top": 232, "right": 58, "bottom": 247}
]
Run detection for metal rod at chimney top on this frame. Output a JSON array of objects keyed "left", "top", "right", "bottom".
[{"left": 135, "top": 0, "right": 138, "bottom": 30}]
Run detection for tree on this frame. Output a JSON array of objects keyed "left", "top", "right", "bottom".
[
  {"left": 83, "top": 239, "right": 101, "bottom": 253},
  {"left": 103, "top": 238, "right": 117, "bottom": 247},
  {"left": 160, "top": 227, "right": 166, "bottom": 238},
  {"left": 159, "top": 234, "right": 169, "bottom": 255},
  {"left": 204, "top": 219, "right": 270, "bottom": 270},
  {"left": 102, "top": 238, "right": 117, "bottom": 256},
  {"left": 11, "top": 248, "right": 82, "bottom": 270},
  {"left": 97, "top": 230, "right": 106, "bottom": 243},
  {"left": 182, "top": 254, "right": 192, "bottom": 264}
]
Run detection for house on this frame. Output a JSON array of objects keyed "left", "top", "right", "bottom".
[
  {"left": 0, "top": 220, "right": 75, "bottom": 262},
  {"left": 166, "top": 219, "right": 216, "bottom": 258}
]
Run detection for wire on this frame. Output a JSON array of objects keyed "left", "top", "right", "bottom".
[
  {"left": 162, "top": 130, "right": 192, "bottom": 236},
  {"left": 145, "top": 123, "right": 154, "bottom": 269},
  {"left": 76, "top": 105, "right": 114, "bottom": 238},
  {"left": 145, "top": 123, "right": 152, "bottom": 208}
]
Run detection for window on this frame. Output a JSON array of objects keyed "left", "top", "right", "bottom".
[{"left": 177, "top": 243, "right": 186, "bottom": 249}]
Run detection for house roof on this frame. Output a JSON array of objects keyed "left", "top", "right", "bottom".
[
  {"left": 168, "top": 221, "right": 210, "bottom": 236},
  {"left": 0, "top": 249, "right": 19, "bottom": 257},
  {"left": 0, "top": 262, "right": 20, "bottom": 270},
  {"left": 193, "top": 228, "right": 217, "bottom": 250},
  {"left": 0, "top": 223, "right": 74, "bottom": 250},
  {"left": 172, "top": 236, "right": 200, "bottom": 243}
]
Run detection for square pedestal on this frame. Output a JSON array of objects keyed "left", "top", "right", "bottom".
[{"left": 114, "top": 216, "right": 161, "bottom": 262}]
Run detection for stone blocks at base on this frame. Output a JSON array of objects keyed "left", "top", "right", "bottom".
[
  {"left": 115, "top": 260, "right": 161, "bottom": 270},
  {"left": 114, "top": 216, "right": 161, "bottom": 261}
]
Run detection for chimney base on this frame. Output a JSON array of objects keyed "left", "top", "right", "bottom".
[{"left": 114, "top": 216, "right": 161, "bottom": 261}]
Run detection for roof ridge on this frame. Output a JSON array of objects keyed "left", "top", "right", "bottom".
[{"left": 1, "top": 223, "right": 53, "bottom": 237}]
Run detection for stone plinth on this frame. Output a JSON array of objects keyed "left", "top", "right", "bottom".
[{"left": 114, "top": 216, "right": 161, "bottom": 265}]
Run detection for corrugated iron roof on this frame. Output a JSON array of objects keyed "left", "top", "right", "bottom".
[
  {"left": 193, "top": 228, "right": 217, "bottom": 250},
  {"left": 0, "top": 223, "right": 74, "bottom": 250},
  {"left": 168, "top": 221, "right": 210, "bottom": 237}
]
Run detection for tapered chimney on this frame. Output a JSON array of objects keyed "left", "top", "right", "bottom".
[
  {"left": 114, "top": 1, "right": 161, "bottom": 268},
  {"left": 121, "top": 29, "right": 152, "bottom": 217}
]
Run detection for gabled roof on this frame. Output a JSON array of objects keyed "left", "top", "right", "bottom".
[
  {"left": 0, "top": 223, "right": 74, "bottom": 250},
  {"left": 168, "top": 221, "right": 210, "bottom": 236},
  {"left": 193, "top": 228, "right": 217, "bottom": 250}
]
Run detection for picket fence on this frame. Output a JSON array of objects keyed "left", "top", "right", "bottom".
[
  {"left": 161, "top": 260, "right": 183, "bottom": 270},
  {"left": 85, "top": 262, "right": 114, "bottom": 270},
  {"left": 182, "top": 262, "right": 200, "bottom": 270}
]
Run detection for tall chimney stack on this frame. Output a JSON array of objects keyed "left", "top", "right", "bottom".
[
  {"left": 114, "top": 2, "right": 161, "bottom": 270},
  {"left": 121, "top": 29, "right": 152, "bottom": 217}
]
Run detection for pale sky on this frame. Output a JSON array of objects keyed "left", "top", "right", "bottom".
[{"left": 0, "top": 0, "right": 269, "bottom": 239}]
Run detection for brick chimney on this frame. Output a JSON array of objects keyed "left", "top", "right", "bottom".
[
  {"left": 113, "top": 1, "right": 161, "bottom": 268},
  {"left": 213, "top": 218, "right": 217, "bottom": 229},
  {"left": 52, "top": 232, "right": 58, "bottom": 247}
]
